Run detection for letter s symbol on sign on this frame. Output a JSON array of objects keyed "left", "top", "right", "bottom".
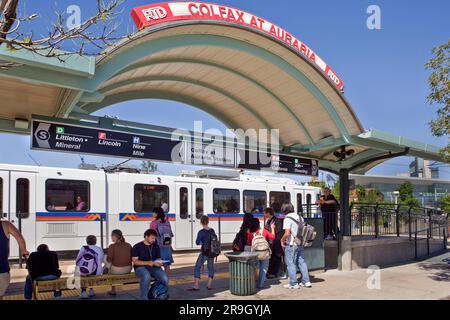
[{"left": 34, "top": 123, "right": 51, "bottom": 149}]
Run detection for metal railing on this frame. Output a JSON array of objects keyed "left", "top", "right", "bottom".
[{"left": 349, "top": 203, "right": 448, "bottom": 241}]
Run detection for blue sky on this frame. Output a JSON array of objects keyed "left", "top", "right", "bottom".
[{"left": 1, "top": 0, "right": 449, "bottom": 180}]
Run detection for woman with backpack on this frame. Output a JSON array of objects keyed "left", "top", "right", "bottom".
[
  {"left": 247, "top": 217, "right": 275, "bottom": 289},
  {"left": 150, "top": 207, "right": 174, "bottom": 276},
  {"left": 188, "top": 216, "right": 219, "bottom": 291}
]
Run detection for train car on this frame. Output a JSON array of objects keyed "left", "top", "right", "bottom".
[{"left": 0, "top": 164, "right": 321, "bottom": 258}]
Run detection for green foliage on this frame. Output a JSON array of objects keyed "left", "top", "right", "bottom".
[
  {"left": 141, "top": 160, "right": 158, "bottom": 174},
  {"left": 364, "top": 189, "right": 384, "bottom": 203},
  {"left": 425, "top": 40, "right": 450, "bottom": 162},
  {"left": 440, "top": 194, "right": 450, "bottom": 212},
  {"left": 353, "top": 185, "right": 384, "bottom": 204},
  {"left": 398, "top": 182, "right": 419, "bottom": 207},
  {"left": 356, "top": 185, "right": 366, "bottom": 200},
  {"left": 308, "top": 180, "right": 326, "bottom": 189},
  {"left": 331, "top": 180, "right": 340, "bottom": 201}
]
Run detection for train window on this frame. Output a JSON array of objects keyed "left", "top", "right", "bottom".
[
  {"left": 269, "top": 192, "right": 290, "bottom": 213},
  {"left": 134, "top": 184, "right": 169, "bottom": 213},
  {"left": 196, "top": 189, "right": 204, "bottom": 219},
  {"left": 46, "top": 179, "right": 90, "bottom": 212},
  {"left": 243, "top": 190, "right": 266, "bottom": 213},
  {"left": 180, "top": 188, "right": 188, "bottom": 219},
  {"left": 213, "top": 189, "right": 240, "bottom": 214},
  {"left": 0, "top": 178, "right": 2, "bottom": 214},
  {"left": 297, "top": 193, "right": 303, "bottom": 214},
  {"left": 16, "top": 178, "right": 30, "bottom": 218}
]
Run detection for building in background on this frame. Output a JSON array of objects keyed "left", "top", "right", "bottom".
[
  {"left": 409, "top": 157, "right": 439, "bottom": 179},
  {"left": 349, "top": 174, "right": 449, "bottom": 208}
]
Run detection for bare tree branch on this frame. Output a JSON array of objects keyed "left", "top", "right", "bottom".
[{"left": 0, "top": 0, "right": 134, "bottom": 68}]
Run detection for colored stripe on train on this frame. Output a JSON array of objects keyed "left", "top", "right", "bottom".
[
  {"left": 120, "top": 213, "right": 176, "bottom": 221},
  {"left": 36, "top": 212, "right": 107, "bottom": 221}
]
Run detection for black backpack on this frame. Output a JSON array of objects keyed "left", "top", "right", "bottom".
[
  {"left": 232, "top": 229, "right": 247, "bottom": 252},
  {"left": 202, "top": 229, "right": 221, "bottom": 258}
]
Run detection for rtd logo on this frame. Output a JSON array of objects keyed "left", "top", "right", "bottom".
[{"left": 142, "top": 6, "right": 168, "bottom": 21}]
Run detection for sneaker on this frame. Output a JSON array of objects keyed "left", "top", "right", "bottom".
[
  {"left": 299, "top": 282, "right": 312, "bottom": 288},
  {"left": 88, "top": 288, "right": 95, "bottom": 298},
  {"left": 283, "top": 284, "right": 300, "bottom": 289},
  {"left": 279, "top": 274, "right": 288, "bottom": 280},
  {"left": 325, "top": 235, "right": 333, "bottom": 240},
  {"left": 80, "top": 291, "right": 89, "bottom": 299}
]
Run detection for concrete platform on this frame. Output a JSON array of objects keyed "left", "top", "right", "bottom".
[{"left": 4, "top": 250, "right": 449, "bottom": 300}]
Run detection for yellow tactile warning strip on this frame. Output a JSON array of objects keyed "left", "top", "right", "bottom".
[{"left": 3, "top": 272, "right": 230, "bottom": 300}]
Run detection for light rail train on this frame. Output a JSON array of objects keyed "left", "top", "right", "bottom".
[{"left": 0, "top": 164, "right": 321, "bottom": 257}]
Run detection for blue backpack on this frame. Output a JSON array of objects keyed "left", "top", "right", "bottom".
[{"left": 148, "top": 282, "right": 169, "bottom": 300}]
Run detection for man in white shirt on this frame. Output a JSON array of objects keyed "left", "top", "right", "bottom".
[{"left": 281, "top": 211, "right": 312, "bottom": 289}]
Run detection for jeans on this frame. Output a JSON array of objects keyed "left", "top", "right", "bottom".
[
  {"left": 194, "top": 254, "right": 215, "bottom": 279},
  {"left": 135, "top": 266, "right": 168, "bottom": 300},
  {"left": 257, "top": 259, "right": 270, "bottom": 289},
  {"left": 284, "top": 245, "right": 310, "bottom": 286},
  {"left": 24, "top": 274, "right": 61, "bottom": 300}
]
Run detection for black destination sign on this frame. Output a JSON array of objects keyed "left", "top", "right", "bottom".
[
  {"left": 32, "top": 120, "right": 183, "bottom": 162},
  {"left": 31, "top": 119, "right": 319, "bottom": 177}
]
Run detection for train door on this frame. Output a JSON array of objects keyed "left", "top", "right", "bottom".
[
  {"left": 174, "top": 182, "right": 192, "bottom": 249},
  {"left": 9, "top": 171, "right": 36, "bottom": 258},
  {"left": 191, "top": 183, "right": 207, "bottom": 248},
  {"left": 174, "top": 182, "right": 207, "bottom": 249}
]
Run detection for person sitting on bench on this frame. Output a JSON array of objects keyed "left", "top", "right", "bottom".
[
  {"left": 24, "top": 244, "right": 62, "bottom": 300},
  {"left": 132, "top": 229, "right": 168, "bottom": 300}
]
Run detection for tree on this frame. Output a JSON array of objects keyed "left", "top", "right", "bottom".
[
  {"left": 398, "top": 182, "right": 419, "bottom": 207},
  {"left": 331, "top": 179, "right": 340, "bottom": 201},
  {"left": 440, "top": 194, "right": 450, "bottom": 212},
  {"left": 0, "top": 0, "right": 133, "bottom": 68},
  {"left": 141, "top": 160, "right": 158, "bottom": 174},
  {"left": 308, "top": 180, "right": 326, "bottom": 189},
  {"left": 425, "top": 40, "right": 450, "bottom": 162}
]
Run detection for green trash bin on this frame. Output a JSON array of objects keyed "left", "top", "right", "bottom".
[{"left": 225, "top": 252, "right": 259, "bottom": 296}]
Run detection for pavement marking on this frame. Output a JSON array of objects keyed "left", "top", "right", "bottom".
[{"left": 3, "top": 272, "right": 230, "bottom": 300}]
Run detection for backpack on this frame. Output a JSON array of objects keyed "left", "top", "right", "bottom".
[
  {"left": 201, "top": 229, "right": 221, "bottom": 259},
  {"left": 76, "top": 246, "right": 98, "bottom": 276},
  {"left": 251, "top": 230, "right": 271, "bottom": 260},
  {"left": 156, "top": 220, "right": 173, "bottom": 247},
  {"left": 148, "top": 282, "right": 169, "bottom": 300},
  {"left": 286, "top": 216, "right": 317, "bottom": 248},
  {"left": 232, "top": 229, "right": 247, "bottom": 252}
]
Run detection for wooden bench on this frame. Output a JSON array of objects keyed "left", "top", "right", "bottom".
[{"left": 32, "top": 273, "right": 140, "bottom": 300}]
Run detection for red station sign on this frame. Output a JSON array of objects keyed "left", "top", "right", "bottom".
[{"left": 131, "top": 2, "right": 345, "bottom": 91}]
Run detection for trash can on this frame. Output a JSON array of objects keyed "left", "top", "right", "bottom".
[{"left": 224, "top": 252, "right": 259, "bottom": 296}]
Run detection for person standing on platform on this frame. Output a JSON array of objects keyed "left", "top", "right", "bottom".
[
  {"left": 0, "top": 220, "right": 29, "bottom": 300},
  {"left": 263, "top": 208, "right": 284, "bottom": 279},
  {"left": 319, "top": 188, "right": 339, "bottom": 240},
  {"left": 150, "top": 207, "right": 174, "bottom": 277}
]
